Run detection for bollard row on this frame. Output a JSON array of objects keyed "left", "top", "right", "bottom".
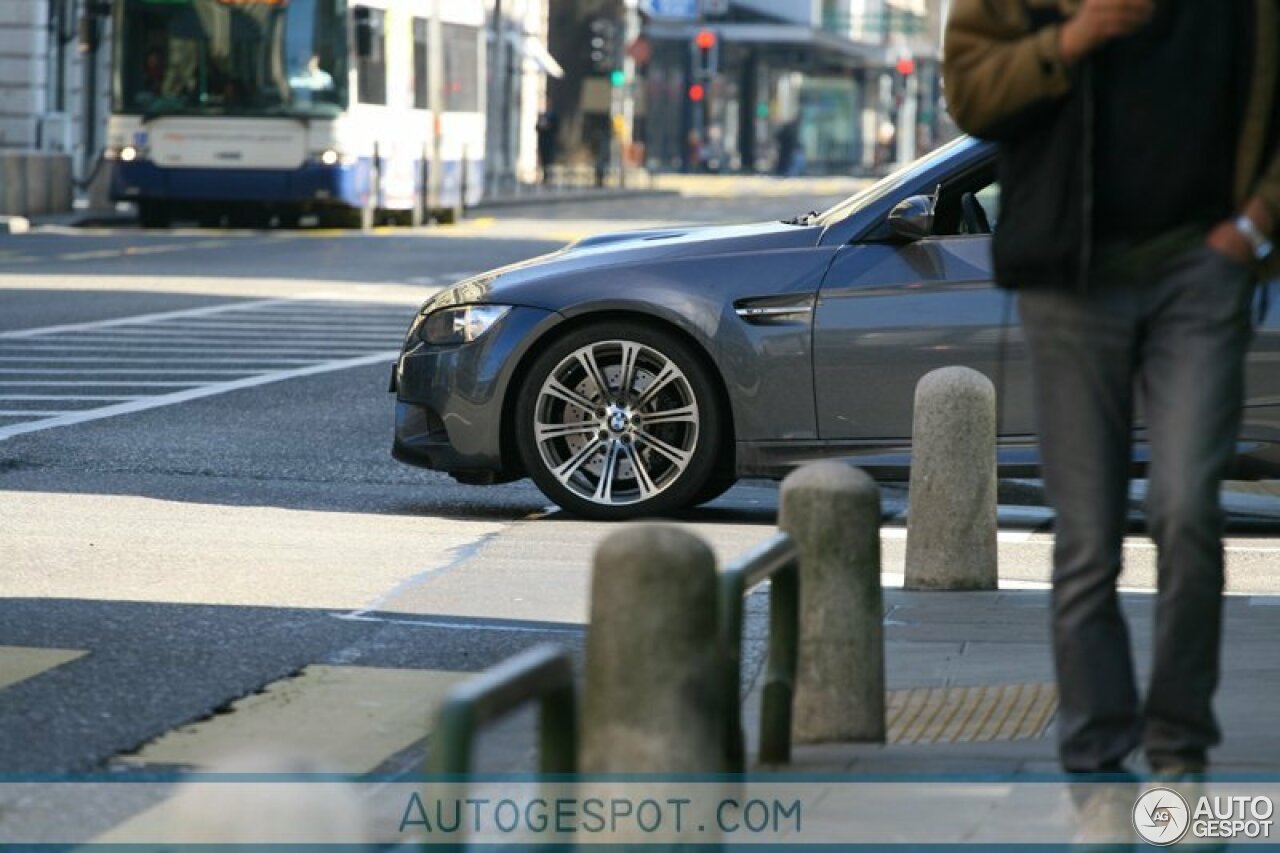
[{"left": 435, "top": 366, "right": 998, "bottom": 780}]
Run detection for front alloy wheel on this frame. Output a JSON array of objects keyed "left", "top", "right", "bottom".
[{"left": 516, "top": 324, "right": 721, "bottom": 519}]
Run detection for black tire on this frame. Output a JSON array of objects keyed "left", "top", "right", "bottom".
[
  {"left": 326, "top": 205, "right": 374, "bottom": 230},
  {"left": 227, "top": 204, "right": 269, "bottom": 230},
  {"left": 137, "top": 201, "right": 171, "bottom": 229},
  {"left": 515, "top": 322, "right": 723, "bottom": 520},
  {"left": 693, "top": 475, "right": 739, "bottom": 506}
]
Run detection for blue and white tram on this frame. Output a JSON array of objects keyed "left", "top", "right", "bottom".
[{"left": 107, "top": 0, "right": 486, "bottom": 228}]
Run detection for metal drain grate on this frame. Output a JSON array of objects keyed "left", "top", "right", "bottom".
[{"left": 886, "top": 683, "right": 1058, "bottom": 744}]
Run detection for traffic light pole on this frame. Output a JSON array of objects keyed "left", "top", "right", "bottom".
[
  {"left": 619, "top": 2, "right": 640, "bottom": 187},
  {"left": 490, "top": 0, "right": 510, "bottom": 192}
]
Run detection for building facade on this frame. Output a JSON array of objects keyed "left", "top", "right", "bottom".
[
  {"left": 0, "top": 0, "right": 113, "bottom": 215},
  {"left": 486, "top": 0, "right": 562, "bottom": 192},
  {"left": 551, "top": 0, "right": 952, "bottom": 177}
]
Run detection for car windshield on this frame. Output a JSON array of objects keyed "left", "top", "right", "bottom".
[
  {"left": 812, "top": 136, "right": 983, "bottom": 228},
  {"left": 113, "top": 0, "right": 349, "bottom": 120}
]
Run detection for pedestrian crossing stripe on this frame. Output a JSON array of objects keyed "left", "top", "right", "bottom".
[
  {"left": 0, "top": 645, "right": 87, "bottom": 690},
  {"left": 116, "top": 665, "right": 470, "bottom": 774}
]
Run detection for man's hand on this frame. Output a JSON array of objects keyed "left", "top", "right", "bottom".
[
  {"left": 1059, "top": 0, "right": 1154, "bottom": 64},
  {"left": 1207, "top": 198, "right": 1274, "bottom": 266}
]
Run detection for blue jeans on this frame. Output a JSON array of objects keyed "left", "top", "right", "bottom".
[{"left": 1018, "top": 245, "right": 1256, "bottom": 772}]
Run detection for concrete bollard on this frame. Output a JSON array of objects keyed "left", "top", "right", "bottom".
[
  {"left": 1, "top": 153, "right": 27, "bottom": 217},
  {"left": 779, "top": 462, "right": 885, "bottom": 743},
  {"left": 24, "top": 153, "right": 49, "bottom": 217},
  {"left": 47, "top": 153, "right": 74, "bottom": 214},
  {"left": 905, "top": 366, "right": 998, "bottom": 590},
  {"left": 581, "top": 524, "right": 726, "bottom": 772}
]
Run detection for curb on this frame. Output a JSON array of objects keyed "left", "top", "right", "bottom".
[
  {"left": 18, "top": 209, "right": 136, "bottom": 229},
  {"left": 473, "top": 188, "right": 679, "bottom": 212}
]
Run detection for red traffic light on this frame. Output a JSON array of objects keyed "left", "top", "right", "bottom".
[
  {"left": 896, "top": 56, "right": 916, "bottom": 76},
  {"left": 695, "top": 30, "right": 716, "bottom": 50},
  {"left": 688, "top": 83, "right": 706, "bottom": 102}
]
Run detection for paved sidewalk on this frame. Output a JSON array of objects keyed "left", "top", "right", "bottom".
[{"left": 742, "top": 588, "right": 1280, "bottom": 774}]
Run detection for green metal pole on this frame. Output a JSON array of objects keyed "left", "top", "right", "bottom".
[
  {"left": 759, "top": 564, "right": 798, "bottom": 764},
  {"left": 719, "top": 569, "right": 746, "bottom": 773}
]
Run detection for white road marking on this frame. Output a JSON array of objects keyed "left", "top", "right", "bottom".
[
  {"left": 0, "top": 344, "right": 379, "bottom": 355},
  {"left": 146, "top": 322, "right": 405, "bottom": 332},
  {"left": 0, "top": 356, "right": 319, "bottom": 364},
  {"left": 0, "top": 381, "right": 205, "bottom": 387},
  {"left": 0, "top": 395, "right": 140, "bottom": 401},
  {"left": 55, "top": 240, "right": 233, "bottom": 262},
  {"left": 70, "top": 328, "right": 396, "bottom": 340},
  {"left": 0, "top": 351, "right": 393, "bottom": 440},
  {"left": 0, "top": 299, "right": 290, "bottom": 340},
  {"left": 405, "top": 271, "right": 475, "bottom": 287},
  {"left": 0, "top": 298, "right": 408, "bottom": 439},
  {"left": 0, "top": 368, "right": 264, "bottom": 375},
  {"left": 333, "top": 613, "right": 584, "bottom": 634}
]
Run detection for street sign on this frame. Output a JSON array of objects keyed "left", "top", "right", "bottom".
[{"left": 639, "top": 0, "right": 697, "bottom": 20}]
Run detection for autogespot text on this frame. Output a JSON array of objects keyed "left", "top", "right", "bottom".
[{"left": 399, "top": 793, "right": 802, "bottom": 837}]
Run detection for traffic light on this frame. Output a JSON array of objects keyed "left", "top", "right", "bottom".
[
  {"left": 694, "top": 29, "right": 718, "bottom": 77},
  {"left": 589, "top": 18, "right": 619, "bottom": 74}
]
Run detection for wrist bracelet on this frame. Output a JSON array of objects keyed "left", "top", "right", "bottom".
[{"left": 1235, "top": 214, "right": 1274, "bottom": 261}]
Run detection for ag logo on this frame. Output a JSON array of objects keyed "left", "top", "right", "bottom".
[{"left": 1133, "top": 788, "right": 1191, "bottom": 846}]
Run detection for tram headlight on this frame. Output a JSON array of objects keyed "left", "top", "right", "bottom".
[
  {"left": 119, "top": 145, "right": 139, "bottom": 162},
  {"left": 319, "top": 149, "right": 340, "bottom": 166}
]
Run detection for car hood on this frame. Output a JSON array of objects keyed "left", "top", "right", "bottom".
[{"left": 422, "top": 220, "right": 824, "bottom": 312}]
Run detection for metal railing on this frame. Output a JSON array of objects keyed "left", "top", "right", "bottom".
[
  {"left": 428, "top": 643, "right": 577, "bottom": 775},
  {"left": 719, "top": 532, "right": 800, "bottom": 771}
]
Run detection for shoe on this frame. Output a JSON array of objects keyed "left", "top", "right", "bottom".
[
  {"left": 1071, "top": 784, "right": 1139, "bottom": 850},
  {"left": 1149, "top": 759, "right": 1207, "bottom": 778}
]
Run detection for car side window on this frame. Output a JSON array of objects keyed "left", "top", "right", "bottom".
[{"left": 931, "top": 165, "right": 999, "bottom": 237}]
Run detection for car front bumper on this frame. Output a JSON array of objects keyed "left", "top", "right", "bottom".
[{"left": 392, "top": 305, "right": 560, "bottom": 482}]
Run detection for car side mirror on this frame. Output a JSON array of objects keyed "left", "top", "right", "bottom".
[
  {"left": 887, "top": 195, "right": 935, "bottom": 242},
  {"left": 354, "top": 7, "right": 375, "bottom": 59}
]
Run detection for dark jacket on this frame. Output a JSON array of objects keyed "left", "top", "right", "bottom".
[{"left": 943, "top": 0, "right": 1280, "bottom": 289}]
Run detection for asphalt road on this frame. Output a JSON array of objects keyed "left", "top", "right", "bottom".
[
  {"left": 2, "top": 183, "right": 1279, "bottom": 818},
  {"left": 0, "top": 189, "right": 856, "bottom": 788}
]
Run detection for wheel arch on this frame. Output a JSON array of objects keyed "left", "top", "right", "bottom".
[{"left": 498, "top": 309, "right": 738, "bottom": 480}]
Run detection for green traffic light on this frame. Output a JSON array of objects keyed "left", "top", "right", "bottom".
[{"left": 610, "top": 70, "right": 625, "bottom": 88}]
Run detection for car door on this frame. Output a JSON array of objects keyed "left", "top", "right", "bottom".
[{"left": 812, "top": 164, "right": 1037, "bottom": 444}]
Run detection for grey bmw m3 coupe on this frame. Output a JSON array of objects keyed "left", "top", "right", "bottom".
[{"left": 391, "top": 137, "right": 1280, "bottom": 520}]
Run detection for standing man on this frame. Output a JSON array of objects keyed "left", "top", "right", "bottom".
[
  {"left": 944, "top": 1, "right": 1280, "bottom": 776},
  {"left": 535, "top": 110, "right": 560, "bottom": 184}
]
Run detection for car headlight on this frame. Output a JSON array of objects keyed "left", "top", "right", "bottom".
[{"left": 419, "top": 305, "right": 512, "bottom": 346}]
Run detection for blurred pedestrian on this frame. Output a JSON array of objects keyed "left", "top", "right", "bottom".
[
  {"left": 775, "top": 121, "right": 798, "bottom": 176},
  {"left": 536, "top": 110, "right": 559, "bottom": 184},
  {"left": 945, "top": 0, "right": 1280, "bottom": 780}
]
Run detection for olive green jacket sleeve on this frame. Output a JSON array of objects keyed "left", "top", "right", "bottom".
[
  {"left": 1249, "top": 1, "right": 1280, "bottom": 234},
  {"left": 942, "top": 0, "right": 1076, "bottom": 139}
]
